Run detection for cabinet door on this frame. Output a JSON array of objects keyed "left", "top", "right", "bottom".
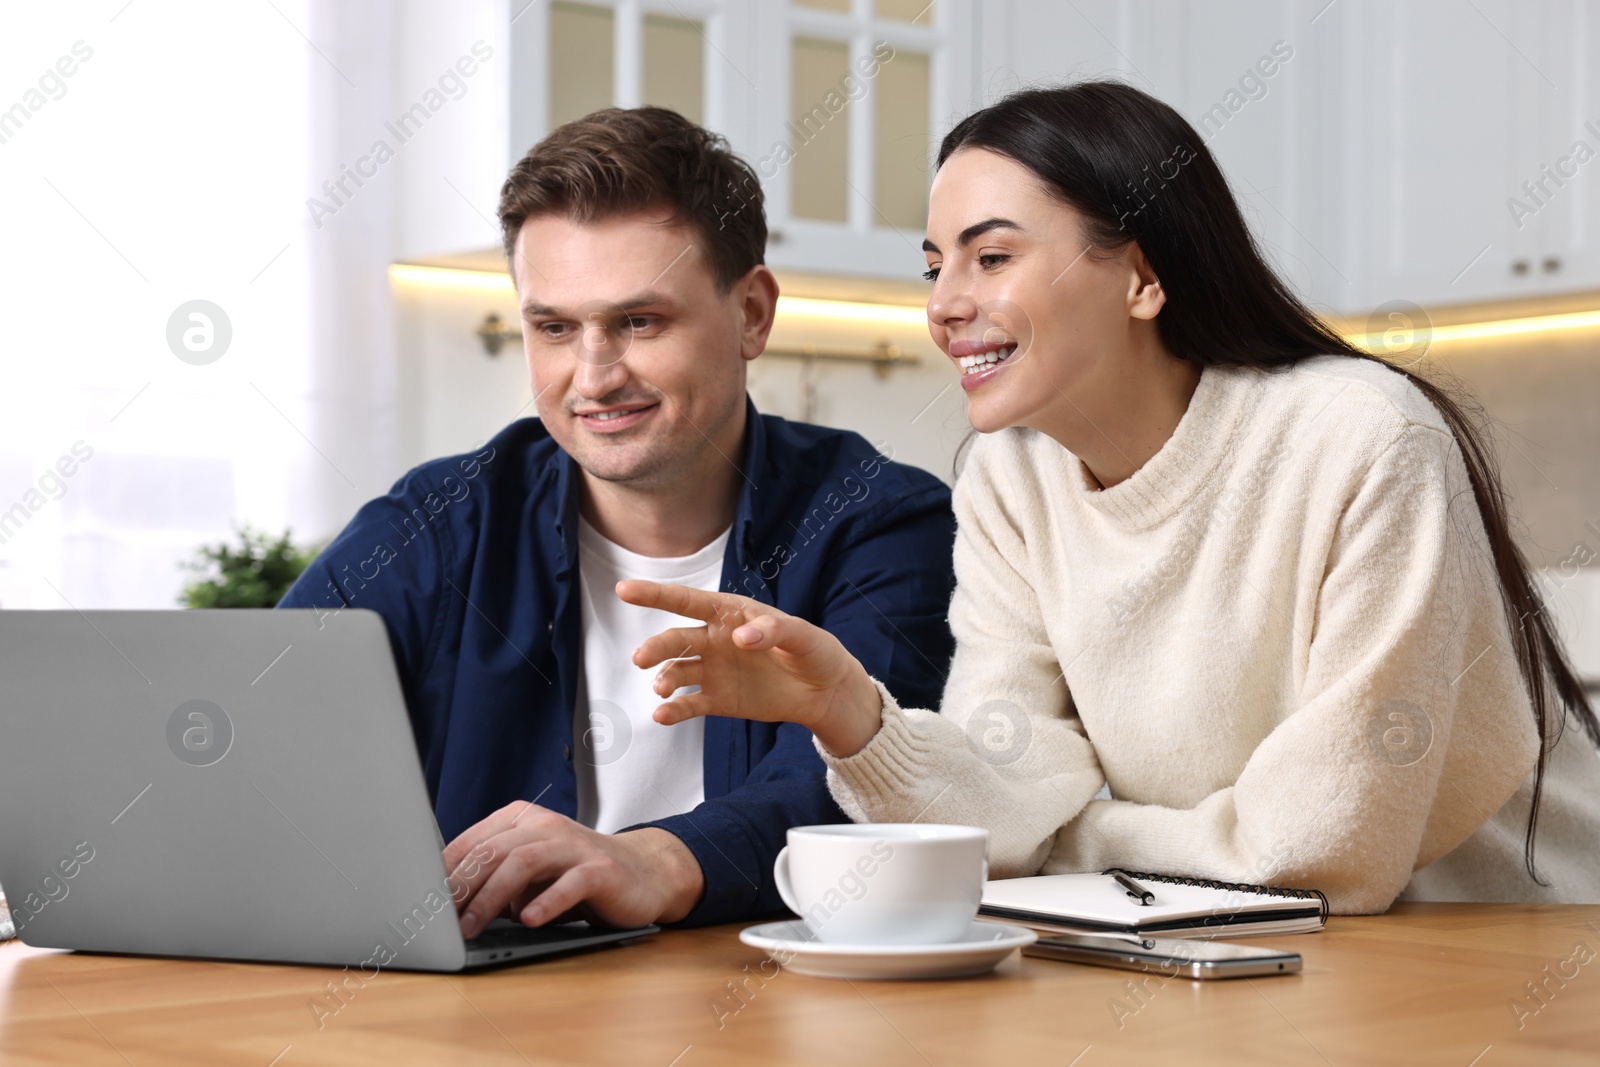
[
  {"left": 1521, "top": 0, "right": 1600, "bottom": 296},
  {"left": 1117, "top": 3, "right": 1342, "bottom": 312},
  {"left": 971, "top": 0, "right": 1358, "bottom": 313},
  {"left": 910, "top": 0, "right": 1598, "bottom": 314},
  {"left": 1346, "top": 0, "right": 1600, "bottom": 311},
  {"left": 1559, "top": 3, "right": 1600, "bottom": 293},
  {"left": 753, "top": 0, "right": 976, "bottom": 281},
  {"left": 507, "top": 0, "right": 962, "bottom": 281},
  {"left": 1339, "top": 0, "right": 1531, "bottom": 311},
  {"left": 510, "top": 0, "right": 741, "bottom": 160}
]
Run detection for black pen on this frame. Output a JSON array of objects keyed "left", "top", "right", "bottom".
[{"left": 1111, "top": 870, "right": 1156, "bottom": 906}]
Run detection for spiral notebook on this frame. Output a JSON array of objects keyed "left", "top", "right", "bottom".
[{"left": 980, "top": 869, "right": 1329, "bottom": 939}]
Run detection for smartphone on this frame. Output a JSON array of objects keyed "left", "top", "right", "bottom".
[{"left": 1023, "top": 932, "right": 1302, "bottom": 979}]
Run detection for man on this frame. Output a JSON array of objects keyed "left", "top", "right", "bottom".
[{"left": 280, "top": 106, "right": 956, "bottom": 933}]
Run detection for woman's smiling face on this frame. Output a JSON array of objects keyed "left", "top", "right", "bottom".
[{"left": 922, "top": 147, "right": 1161, "bottom": 436}]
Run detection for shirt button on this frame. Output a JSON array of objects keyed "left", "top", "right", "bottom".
[
  {"left": 547, "top": 621, "right": 555, "bottom": 634},
  {"left": 563, "top": 744, "right": 572, "bottom": 760}
]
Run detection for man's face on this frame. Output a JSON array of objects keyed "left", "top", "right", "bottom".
[{"left": 512, "top": 209, "right": 763, "bottom": 490}]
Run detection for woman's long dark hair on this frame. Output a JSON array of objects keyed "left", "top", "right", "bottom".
[{"left": 938, "top": 80, "right": 1598, "bottom": 881}]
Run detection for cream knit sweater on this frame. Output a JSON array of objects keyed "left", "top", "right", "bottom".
[{"left": 823, "top": 356, "right": 1600, "bottom": 913}]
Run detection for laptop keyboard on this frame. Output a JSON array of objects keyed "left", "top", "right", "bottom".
[{"left": 466, "top": 918, "right": 613, "bottom": 948}]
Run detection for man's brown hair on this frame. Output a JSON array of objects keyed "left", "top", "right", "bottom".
[{"left": 498, "top": 106, "right": 766, "bottom": 293}]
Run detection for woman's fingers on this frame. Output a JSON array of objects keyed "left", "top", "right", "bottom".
[
  {"left": 634, "top": 601, "right": 839, "bottom": 680},
  {"left": 617, "top": 580, "right": 730, "bottom": 622},
  {"left": 651, "top": 658, "right": 703, "bottom": 697},
  {"left": 620, "top": 580, "right": 854, "bottom": 733},
  {"left": 730, "top": 610, "right": 824, "bottom": 653},
  {"left": 633, "top": 625, "right": 710, "bottom": 669},
  {"left": 721, "top": 610, "right": 836, "bottom": 665},
  {"left": 619, "top": 581, "right": 790, "bottom": 636},
  {"left": 652, "top": 691, "right": 715, "bottom": 726}
]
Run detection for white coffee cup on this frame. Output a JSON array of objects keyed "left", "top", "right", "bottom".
[{"left": 772, "top": 824, "right": 989, "bottom": 945}]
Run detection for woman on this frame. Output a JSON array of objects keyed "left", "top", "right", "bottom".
[{"left": 620, "top": 82, "right": 1600, "bottom": 912}]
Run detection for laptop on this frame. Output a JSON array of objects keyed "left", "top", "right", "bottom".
[{"left": 0, "top": 608, "right": 657, "bottom": 971}]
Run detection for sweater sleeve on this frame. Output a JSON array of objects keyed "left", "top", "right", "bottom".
[
  {"left": 1045, "top": 423, "right": 1538, "bottom": 913},
  {"left": 818, "top": 437, "right": 1106, "bottom": 877}
]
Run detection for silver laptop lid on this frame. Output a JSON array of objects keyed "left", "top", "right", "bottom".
[{"left": 0, "top": 609, "right": 468, "bottom": 971}]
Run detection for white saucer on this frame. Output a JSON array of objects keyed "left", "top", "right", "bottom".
[{"left": 738, "top": 919, "right": 1036, "bottom": 980}]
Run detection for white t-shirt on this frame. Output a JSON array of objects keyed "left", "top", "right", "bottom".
[{"left": 573, "top": 516, "right": 730, "bottom": 834}]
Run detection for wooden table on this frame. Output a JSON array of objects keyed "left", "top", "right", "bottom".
[{"left": 1, "top": 904, "right": 1597, "bottom": 1066}]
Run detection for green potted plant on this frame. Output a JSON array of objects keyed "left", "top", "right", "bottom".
[{"left": 180, "top": 526, "right": 316, "bottom": 608}]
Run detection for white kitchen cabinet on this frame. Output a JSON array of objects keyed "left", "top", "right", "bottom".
[
  {"left": 1118, "top": 2, "right": 1349, "bottom": 314},
  {"left": 1512, "top": 1, "right": 1600, "bottom": 301},
  {"left": 1331, "top": 0, "right": 1525, "bottom": 311},
  {"left": 956, "top": 0, "right": 1600, "bottom": 317},
  {"left": 480, "top": 1, "right": 1600, "bottom": 314},
  {"left": 388, "top": 1, "right": 515, "bottom": 266},
  {"left": 507, "top": 0, "right": 975, "bottom": 283},
  {"left": 975, "top": 0, "right": 1360, "bottom": 312},
  {"left": 1337, "top": 0, "right": 1600, "bottom": 312},
  {"left": 509, "top": 0, "right": 750, "bottom": 160},
  {"left": 750, "top": 0, "right": 975, "bottom": 281},
  {"left": 1270, "top": 0, "right": 1600, "bottom": 313}
]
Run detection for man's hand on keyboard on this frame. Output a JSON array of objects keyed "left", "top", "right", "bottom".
[{"left": 443, "top": 803, "right": 704, "bottom": 936}]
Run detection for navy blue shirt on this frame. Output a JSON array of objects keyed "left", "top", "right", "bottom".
[{"left": 280, "top": 400, "right": 956, "bottom": 925}]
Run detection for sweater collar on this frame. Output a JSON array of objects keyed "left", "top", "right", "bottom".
[{"left": 1071, "top": 363, "right": 1256, "bottom": 530}]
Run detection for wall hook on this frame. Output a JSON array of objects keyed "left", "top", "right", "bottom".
[{"left": 477, "top": 312, "right": 519, "bottom": 356}]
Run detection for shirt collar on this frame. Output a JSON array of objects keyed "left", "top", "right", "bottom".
[{"left": 731, "top": 395, "right": 766, "bottom": 566}]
